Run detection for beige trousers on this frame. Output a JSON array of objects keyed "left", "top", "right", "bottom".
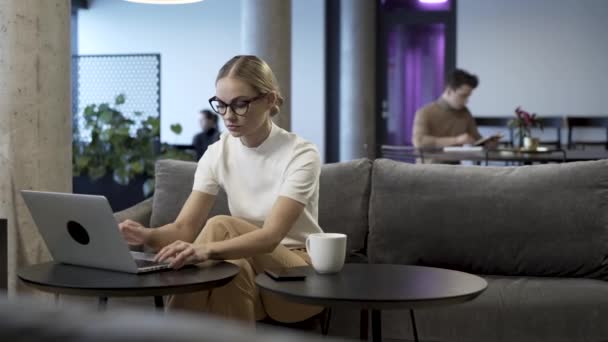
[{"left": 167, "top": 215, "right": 323, "bottom": 324}]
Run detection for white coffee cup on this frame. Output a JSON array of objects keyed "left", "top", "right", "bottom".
[{"left": 305, "top": 233, "right": 347, "bottom": 274}]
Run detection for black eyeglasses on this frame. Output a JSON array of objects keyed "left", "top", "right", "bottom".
[{"left": 208, "top": 93, "right": 267, "bottom": 116}]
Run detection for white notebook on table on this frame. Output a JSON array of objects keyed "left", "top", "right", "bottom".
[{"left": 443, "top": 146, "right": 484, "bottom": 152}]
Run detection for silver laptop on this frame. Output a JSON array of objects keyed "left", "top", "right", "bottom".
[{"left": 21, "top": 190, "right": 171, "bottom": 274}]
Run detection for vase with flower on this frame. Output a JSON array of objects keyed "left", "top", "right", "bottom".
[{"left": 508, "top": 106, "right": 543, "bottom": 150}]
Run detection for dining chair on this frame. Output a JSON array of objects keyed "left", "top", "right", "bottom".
[
  {"left": 566, "top": 116, "right": 608, "bottom": 149},
  {"left": 536, "top": 116, "right": 563, "bottom": 148}
]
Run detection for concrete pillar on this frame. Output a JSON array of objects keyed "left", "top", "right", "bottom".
[
  {"left": 0, "top": 0, "right": 72, "bottom": 296},
  {"left": 241, "top": 0, "right": 291, "bottom": 131},
  {"left": 339, "top": 0, "right": 376, "bottom": 160}
]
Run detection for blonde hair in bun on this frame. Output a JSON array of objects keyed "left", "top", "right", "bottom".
[{"left": 216, "top": 55, "right": 283, "bottom": 117}]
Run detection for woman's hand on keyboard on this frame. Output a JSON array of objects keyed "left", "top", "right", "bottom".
[{"left": 154, "top": 240, "right": 210, "bottom": 269}]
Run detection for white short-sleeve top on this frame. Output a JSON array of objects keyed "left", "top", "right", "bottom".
[{"left": 192, "top": 122, "right": 324, "bottom": 248}]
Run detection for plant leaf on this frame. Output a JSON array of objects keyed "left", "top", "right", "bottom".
[
  {"left": 98, "top": 103, "right": 110, "bottom": 112},
  {"left": 170, "top": 123, "right": 182, "bottom": 135},
  {"left": 129, "top": 160, "right": 144, "bottom": 174},
  {"left": 76, "top": 156, "right": 91, "bottom": 169},
  {"left": 88, "top": 166, "right": 107, "bottom": 180},
  {"left": 115, "top": 94, "right": 126, "bottom": 105},
  {"left": 100, "top": 110, "right": 113, "bottom": 124},
  {"left": 84, "top": 105, "right": 96, "bottom": 116}
]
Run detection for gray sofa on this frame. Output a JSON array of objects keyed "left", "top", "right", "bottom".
[{"left": 116, "top": 158, "right": 608, "bottom": 342}]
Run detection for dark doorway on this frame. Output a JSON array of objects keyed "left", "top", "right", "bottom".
[{"left": 377, "top": 0, "right": 457, "bottom": 149}]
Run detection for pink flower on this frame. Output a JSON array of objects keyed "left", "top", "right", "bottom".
[
  {"left": 515, "top": 106, "right": 523, "bottom": 118},
  {"left": 514, "top": 107, "right": 540, "bottom": 128},
  {"left": 522, "top": 112, "right": 532, "bottom": 125}
]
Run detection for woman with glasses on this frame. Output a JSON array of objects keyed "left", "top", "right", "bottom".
[{"left": 119, "top": 55, "right": 324, "bottom": 324}]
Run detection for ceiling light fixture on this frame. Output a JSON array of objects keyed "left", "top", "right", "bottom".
[{"left": 124, "top": 0, "right": 204, "bottom": 5}]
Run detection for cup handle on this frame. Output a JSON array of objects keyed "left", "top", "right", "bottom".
[{"left": 305, "top": 236, "right": 311, "bottom": 254}]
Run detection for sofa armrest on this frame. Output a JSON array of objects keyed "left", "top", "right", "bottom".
[{"left": 113, "top": 197, "right": 153, "bottom": 227}]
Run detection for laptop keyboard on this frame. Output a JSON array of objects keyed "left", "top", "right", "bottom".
[{"left": 135, "top": 259, "right": 166, "bottom": 268}]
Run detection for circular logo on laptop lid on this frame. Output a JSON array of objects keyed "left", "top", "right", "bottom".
[{"left": 67, "top": 221, "right": 90, "bottom": 245}]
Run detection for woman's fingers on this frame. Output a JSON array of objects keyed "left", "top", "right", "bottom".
[
  {"left": 127, "top": 221, "right": 141, "bottom": 229},
  {"left": 121, "top": 220, "right": 142, "bottom": 230},
  {"left": 119, "top": 225, "right": 136, "bottom": 243},
  {"left": 119, "top": 222, "right": 137, "bottom": 234},
  {"left": 119, "top": 221, "right": 149, "bottom": 246},
  {"left": 155, "top": 241, "right": 187, "bottom": 263},
  {"left": 155, "top": 242, "right": 207, "bottom": 269},
  {"left": 170, "top": 248, "right": 195, "bottom": 269},
  {"left": 154, "top": 244, "right": 174, "bottom": 262}
]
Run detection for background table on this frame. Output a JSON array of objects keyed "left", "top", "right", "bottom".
[
  {"left": 18, "top": 261, "right": 239, "bottom": 310},
  {"left": 256, "top": 264, "right": 487, "bottom": 342},
  {"left": 381, "top": 145, "right": 608, "bottom": 164}
]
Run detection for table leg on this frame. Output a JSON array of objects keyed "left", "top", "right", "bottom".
[
  {"left": 98, "top": 296, "right": 108, "bottom": 311},
  {"left": 359, "top": 309, "right": 368, "bottom": 340},
  {"left": 371, "top": 309, "right": 381, "bottom": 342},
  {"left": 154, "top": 296, "right": 164, "bottom": 311},
  {"left": 54, "top": 293, "right": 60, "bottom": 306},
  {"left": 321, "top": 307, "right": 332, "bottom": 335},
  {"left": 409, "top": 309, "right": 419, "bottom": 342}
]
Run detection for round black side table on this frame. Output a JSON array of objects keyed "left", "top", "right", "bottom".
[
  {"left": 19, "top": 261, "right": 239, "bottom": 310},
  {"left": 256, "top": 263, "right": 487, "bottom": 342}
]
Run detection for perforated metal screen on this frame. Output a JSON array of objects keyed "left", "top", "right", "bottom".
[{"left": 72, "top": 53, "right": 161, "bottom": 121}]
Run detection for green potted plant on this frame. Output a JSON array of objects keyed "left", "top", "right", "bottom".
[{"left": 73, "top": 94, "right": 194, "bottom": 210}]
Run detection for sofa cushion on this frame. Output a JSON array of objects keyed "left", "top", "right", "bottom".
[
  {"left": 381, "top": 276, "right": 608, "bottom": 342},
  {"left": 368, "top": 159, "right": 608, "bottom": 279},
  {"left": 319, "top": 159, "right": 372, "bottom": 252},
  {"left": 150, "top": 159, "right": 229, "bottom": 228}
]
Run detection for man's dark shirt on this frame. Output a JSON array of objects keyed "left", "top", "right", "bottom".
[{"left": 192, "top": 127, "right": 221, "bottom": 159}]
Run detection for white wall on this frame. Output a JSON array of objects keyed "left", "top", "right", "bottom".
[
  {"left": 77, "top": 0, "right": 325, "bottom": 159},
  {"left": 458, "top": 0, "right": 608, "bottom": 117}
]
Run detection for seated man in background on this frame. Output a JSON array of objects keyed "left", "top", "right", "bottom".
[
  {"left": 192, "top": 109, "right": 221, "bottom": 160},
  {"left": 412, "top": 69, "right": 498, "bottom": 149}
]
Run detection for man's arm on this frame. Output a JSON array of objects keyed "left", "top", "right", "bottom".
[
  {"left": 467, "top": 112, "right": 503, "bottom": 148},
  {"left": 466, "top": 112, "right": 483, "bottom": 141},
  {"left": 416, "top": 134, "right": 473, "bottom": 148}
]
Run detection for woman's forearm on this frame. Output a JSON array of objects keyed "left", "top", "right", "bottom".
[
  {"left": 146, "top": 222, "right": 198, "bottom": 251},
  {"left": 197, "top": 197, "right": 302, "bottom": 260},
  {"left": 206, "top": 229, "right": 278, "bottom": 260}
]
